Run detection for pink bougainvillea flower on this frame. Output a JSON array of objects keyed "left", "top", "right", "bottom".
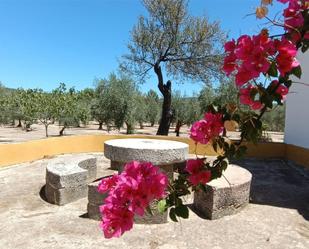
[
  {"left": 204, "top": 112, "right": 224, "bottom": 137},
  {"left": 283, "top": 1, "right": 304, "bottom": 29},
  {"left": 222, "top": 53, "right": 237, "bottom": 76},
  {"left": 235, "top": 66, "right": 253, "bottom": 86},
  {"left": 185, "top": 159, "right": 211, "bottom": 186},
  {"left": 304, "top": 32, "right": 309, "bottom": 40},
  {"left": 98, "top": 161, "right": 168, "bottom": 238},
  {"left": 275, "top": 37, "right": 299, "bottom": 75},
  {"left": 185, "top": 159, "right": 204, "bottom": 174},
  {"left": 190, "top": 119, "right": 210, "bottom": 144},
  {"left": 224, "top": 39, "right": 236, "bottom": 52},
  {"left": 270, "top": 80, "right": 289, "bottom": 101},
  {"left": 251, "top": 101, "right": 264, "bottom": 110},
  {"left": 190, "top": 113, "right": 224, "bottom": 144},
  {"left": 235, "top": 35, "right": 254, "bottom": 60},
  {"left": 239, "top": 84, "right": 264, "bottom": 110},
  {"left": 223, "top": 32, "right": 277, "bottom": 86},
  {"left": 100, "top": 205, "right": 134, "bottom": 239},
  {"left": 97, "top": 174, "right": 119, "bottom": 193}
]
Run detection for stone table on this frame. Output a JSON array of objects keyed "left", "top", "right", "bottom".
[
  {"left": 102, "top": 138, "right": 189, "bottom": 223},
  {"left": 104, "top": 138, "right": 189, "bottom": 178}
]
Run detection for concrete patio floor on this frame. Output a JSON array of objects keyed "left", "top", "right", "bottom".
[{"left": 0, "top": 154, "right": 308, "bottom": 249}]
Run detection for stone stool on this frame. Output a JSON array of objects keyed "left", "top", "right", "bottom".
[
  {"left": 87, "top": 170, "right": 115, "bottom": 220},
  {"left": 193, "top": 165, "right": 252, "bottom": 219},
  {"left": 45, "top": 155, "right": 97, "bottom": 205},
  {"left": 103, "top": 138, "right": 189, "bottom": 223}
]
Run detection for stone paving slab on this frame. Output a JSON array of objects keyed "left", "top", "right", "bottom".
[{"left": 0, "top": 154, "right": 309, "bottom": 249}]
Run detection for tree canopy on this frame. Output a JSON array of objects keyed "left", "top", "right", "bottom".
[{"left": 122, "top": 0, "right": 225, "bottom": 135}]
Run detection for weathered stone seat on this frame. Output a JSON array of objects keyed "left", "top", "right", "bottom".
[
  {"left": 193, "top": 164, "right": 252, "bottom": 220},
  {"left": 45, "top": 155, "right": 97, "bottom": 205},
  {"left": 87, "top": 170, "right": 115, "bottom": 220}
]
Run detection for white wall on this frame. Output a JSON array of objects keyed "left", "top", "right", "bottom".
[{"left": 284, "top": 52, "right": 309, "bottom": 149}]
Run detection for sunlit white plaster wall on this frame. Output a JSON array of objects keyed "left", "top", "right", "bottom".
[{"left": 285, "top": 52, "right": 309, "bottom": 149}]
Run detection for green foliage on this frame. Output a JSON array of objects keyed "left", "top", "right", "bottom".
[
  {"left": 92, "top": 73, "right": 139, "bottom": 134},
  {"left": 145, "top": 90, "right": 160, "bottom": 126},
  {"left": 261, "top": 104, "right": 285, "bottom": 132},
  {"left": 51, "top": 83, "right": 81, "bottom": 135},
  {"left": 172, "top": 91, "right": 201, "bottom": 135},
  {"left": 122, "top": 0, "right": 226, "bottom": 84}
]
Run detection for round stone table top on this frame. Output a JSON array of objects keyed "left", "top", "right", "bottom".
[{"left": 104, "top": 138, "right": 189, "bottom": 165}]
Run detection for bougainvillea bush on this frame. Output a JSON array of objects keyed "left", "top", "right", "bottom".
[{"left": 98, "top": 0, "right": 309, "bottom": 238}]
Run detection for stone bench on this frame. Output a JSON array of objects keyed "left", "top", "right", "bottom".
[
  {"left": 193, "top": 164, "right": 252, "bottom": 219},
  {"left": 45, "top": 155, "right": 97, "bottom": 205}
]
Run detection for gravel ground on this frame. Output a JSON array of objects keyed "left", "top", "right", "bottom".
[
  {"left": 0, "top": 154, "right": 308, "bottom": 249},
  {"left": 0, "top": 123, "right": 284, "bottom": 144}
]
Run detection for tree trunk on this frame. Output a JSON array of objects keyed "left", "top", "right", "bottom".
[
  {"left": 17, "top": 119, "right": 22, "bottom": 127},
  {"left": 139, "top": 122, "right": 144, "bottom": 129},
  {"left": 59, "top": 126, "right": 66, "bottom": 136},
  {"left": 125, "top": 122, "right": 134, "bottom": 134},
  {"left": 175, "top": 120, "right": 182, "bottom": 137},
  {"left": 150, "top": 121, "right": 155, "bottom": 127},
  {"left": 98, "top": 122, "right": 103, "bottom": 130},
  {"left": 45, "top": 124, "right": 49, "bottom": 137},
  {"left": 155, "top": 63, "right": 172, "bottom": 136}
]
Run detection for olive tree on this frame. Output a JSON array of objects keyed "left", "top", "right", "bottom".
[
  {"left": 15, "top": 88, "right": 40, "bottom": 131},
  {"left": 145, "top": 90, "right": 160, "bottom": 126},
  {"left": 92, "top": 73, "right": 138, "bottom": 134},
  {"left": 172, "top": 91, "right": 200, "bottom": 136},
  {"left": 52, "top": 83, "right": 80, "bottom": 136},
  {"left": 134, "top": 93, "right": 147, "bottom": 129},
  {"left": 36, "top": 90, "right": 56, "bottom": 137},
  {"left": 122, "top": 0, "right": 225, "bottom": 135}
]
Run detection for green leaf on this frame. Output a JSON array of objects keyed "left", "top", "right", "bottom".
[
  {"left": 146, "top": 206, "right": 153, "bottom": 216},
  {"left": 267, "top": 61, "right": 278, "bottom": 77},
  {"left": 169, "top": 208, "right": 178, "bottom": 222},
  {"left": 284, "top": 80, "right": 292, "bottom": 88},
  {"left": 213, "top": 142, "right": 218, "bottom": 152},
  {"left": 175, "top": 205, "right": 189, "bottom": 219},
  {"left": 291, "top": 65, "right": 302, "bottom": 79},
  {"left": 157, "top": 199, "right": 167, "bottom": 214}
]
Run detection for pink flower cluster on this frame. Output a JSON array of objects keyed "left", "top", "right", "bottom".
[
  {"left": 97, "top": 161, "right": 168, "bottom": 238},
  {"left": 239, "top": 85, "right": 264, "bottom": 110},
  {"left": 270, "top": 80, "right": 289, "bottom": 101},
  {"left": 223, "top": 33, "right": 275, "bottom": 86},
  {"left": 275, "top": 37, "right": 300, "bottom": 75},
  {"left": 223, "top": 33, "right": 299, "bottom": 86},
  {"left": 185, "top": 159, "right": 211, "bottom": 186},
  {"left": 190, "top": 112, "right": 224, "bottom": 144},
  {"left": 278, "top": 0, "right": 308, "bottom": 34}
]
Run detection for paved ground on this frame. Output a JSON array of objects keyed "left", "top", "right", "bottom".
[
  {"left": 0, "top": 123, "right": 284, "bottom": 143},
  {"left": 0, "top": 154, "right": 308, "bottom": 249}
]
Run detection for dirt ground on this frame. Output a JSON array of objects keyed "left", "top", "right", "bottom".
[
  {"left": 0, "top": 153, "right": 308, "bottom": 249},
  {"left": 0, "top": 122, "right": 284, "bottom": 144}
]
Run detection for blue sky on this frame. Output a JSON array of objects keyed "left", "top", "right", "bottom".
[{"left": 0, "top": 0, "right": 284, "bottom": 95}]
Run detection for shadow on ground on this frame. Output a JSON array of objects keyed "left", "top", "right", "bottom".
[
  {"left": 235, "top": 158, "right": 309, "bottom": 220},
  {"left": 39, "top": 185, "right": 48, "bottom": 203}
]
